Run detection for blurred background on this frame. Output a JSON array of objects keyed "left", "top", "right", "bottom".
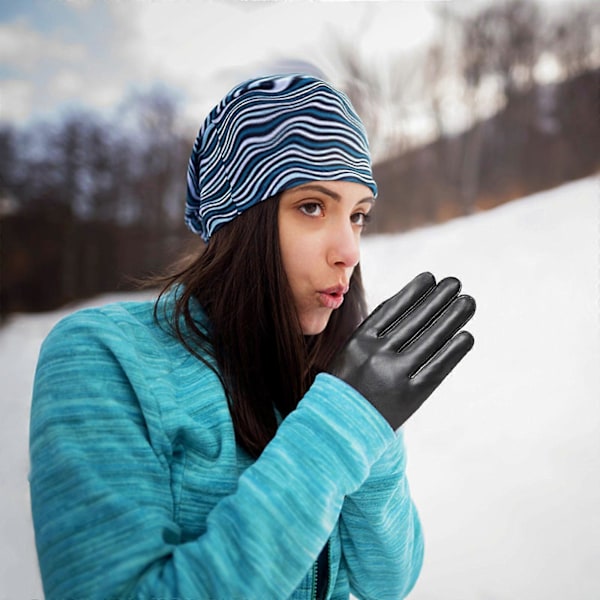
[
  {"left": 1, "top": 0, "right": 598, "bottom": 316},
  {"left": 1, "top": 1, "right": 599, "bottom": 599}
]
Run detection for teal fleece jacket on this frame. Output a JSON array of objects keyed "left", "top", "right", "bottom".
[{"left": 29, "top": 299, "right": 424, "bottom": 599}]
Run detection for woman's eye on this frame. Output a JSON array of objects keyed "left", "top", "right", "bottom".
[
  {"left": 351, "top": 212, "right": 371, "bottom": 227},
  {"left": 299, "top": 202, "right": 323, "bottom": 217}
]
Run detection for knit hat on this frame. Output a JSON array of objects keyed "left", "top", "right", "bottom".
[{"left": 184, "top": 74, "right": 377, "bottom": 241}]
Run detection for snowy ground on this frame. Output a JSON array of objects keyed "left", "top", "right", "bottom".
[{"left": 1, "top": 177, "right": 598, "bottom": 599}]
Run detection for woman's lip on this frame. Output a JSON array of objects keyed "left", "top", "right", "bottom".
[
  {"left": 317, "top": 285, "right": 348, "bottom": 309},
  {"left": 321, "top": 284, "right": 349, "bottom": 295},
  {"left": 318, "top": 292, "right": 345, "bottom": 309}
]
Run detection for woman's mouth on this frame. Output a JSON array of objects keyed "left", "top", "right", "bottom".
[{"left": 318, "top": 285, "right": 348, "bottom": 310}]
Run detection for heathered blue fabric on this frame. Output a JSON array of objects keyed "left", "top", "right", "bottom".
[{"left": 29, "top": 299, "right": 424, "bottom": 599}]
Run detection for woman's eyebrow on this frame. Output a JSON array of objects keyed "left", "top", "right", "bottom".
[
  {"left": 357, "top": 197, "right": 376, "bottom": 206},
  {"left": 291, "top": 184, "right": 375, "bottom": 205}
]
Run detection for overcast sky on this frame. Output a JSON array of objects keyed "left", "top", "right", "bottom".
[
  {"left": 0, "top": 0, "right": 446, "bottom": 127},
  {"left": 0, "top": 0, "right": 574, "bottom": 135}
]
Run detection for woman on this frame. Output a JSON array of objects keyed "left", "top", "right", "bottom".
[{"left": 29, "top": 74, "right": 476, "bottom": 599}]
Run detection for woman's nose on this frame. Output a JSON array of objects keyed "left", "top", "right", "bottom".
[{"left": 328, "top": 223, "right": 360, "bottom": 268}]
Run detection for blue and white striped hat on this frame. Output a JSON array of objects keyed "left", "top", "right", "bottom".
[{"left": 185, "top": 74, "right": 377, "bottom": 241}]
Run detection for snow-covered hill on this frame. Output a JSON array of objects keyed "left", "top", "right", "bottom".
[{"left": 1, "top": 177, "right": 598, "bottom": 599}]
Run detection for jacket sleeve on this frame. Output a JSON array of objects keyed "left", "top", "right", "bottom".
[
  {"left": 338, "top": 416, "right": 424, "bottom": 599},
  {"left": 29, "top": 309, "right": 397, "bottom": 600}
]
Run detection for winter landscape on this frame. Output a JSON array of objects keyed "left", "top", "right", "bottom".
[{"left": 1, "top": 176, "right": 598, "bottom": 599}]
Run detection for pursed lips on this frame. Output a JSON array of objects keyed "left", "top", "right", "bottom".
[{"left": 317, "top": 284, "right": 349, "bottom": 309}]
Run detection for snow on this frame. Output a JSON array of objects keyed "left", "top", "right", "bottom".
[{"left": 1, "top": 177, "right": 598, "bottom": 599}]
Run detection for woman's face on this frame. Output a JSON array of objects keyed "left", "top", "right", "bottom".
[{"left": 278, "top": 180, "right": 375, "bottom": 335}]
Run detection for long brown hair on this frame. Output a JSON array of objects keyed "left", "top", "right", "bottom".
[{"left": 155, "top": 195, "right": 367, "bottom": 458}]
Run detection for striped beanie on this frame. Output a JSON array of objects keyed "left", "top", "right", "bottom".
[{"left": 185, "top": 74, "right": 377, "bottom": 241}]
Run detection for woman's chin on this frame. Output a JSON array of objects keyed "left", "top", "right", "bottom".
[{"left": 299, "top": 310, "right": 332, "bottom": 336}]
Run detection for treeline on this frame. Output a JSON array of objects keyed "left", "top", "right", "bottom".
[
  {"left": 331, "top": 0, "right": 599, "bottom": 231},
  {"left": 331, "top": 0, "right": 599, "bottom": 158},
  {"left": 0, "top": 89, "right": 195, "bottom": 316},
  {"left": 1, "top": 0, "right": 598, "bottom": 316},
  {"left": 370, "top": 68, "right": 599, "bottom": 233}
]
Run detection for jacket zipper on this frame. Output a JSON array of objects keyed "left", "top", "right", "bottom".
[{"left": 312, "top": 541, "right": 330, "bottom": 600}]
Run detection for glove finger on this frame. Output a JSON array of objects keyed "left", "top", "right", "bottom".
[
  {"left": 402, "top": 294, "right": 476, "bottom": 369},
  {"left": 382, "top": 277, "right": 462, "bottom": 350},
  {"left": 360, "top": 272, "right": 436, "bottom": 337},
  {"left": 410, "top": 330, "right": 475, "bottom": 395}
]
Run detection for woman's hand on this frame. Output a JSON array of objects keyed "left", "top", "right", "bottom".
[{"left": 329, "top": 272, "right": 476, "bottom": 430}]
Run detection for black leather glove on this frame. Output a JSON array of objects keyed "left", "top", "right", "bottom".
[{"left": 329, "top": 272, "right": 476, "bottom": 430}]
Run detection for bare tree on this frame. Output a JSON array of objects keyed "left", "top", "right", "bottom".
[
  {"left": 460, "top": 0, "right": 543, "bottom": 104},
  {"left": 546, "top": 2, "right": 600, "bottom": 77},
  {"left": 316, "top": 11, "right": 424, "bottom": 161},
  {"left": 117, "top": 87, "right": 187, "bottom": 231}
]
